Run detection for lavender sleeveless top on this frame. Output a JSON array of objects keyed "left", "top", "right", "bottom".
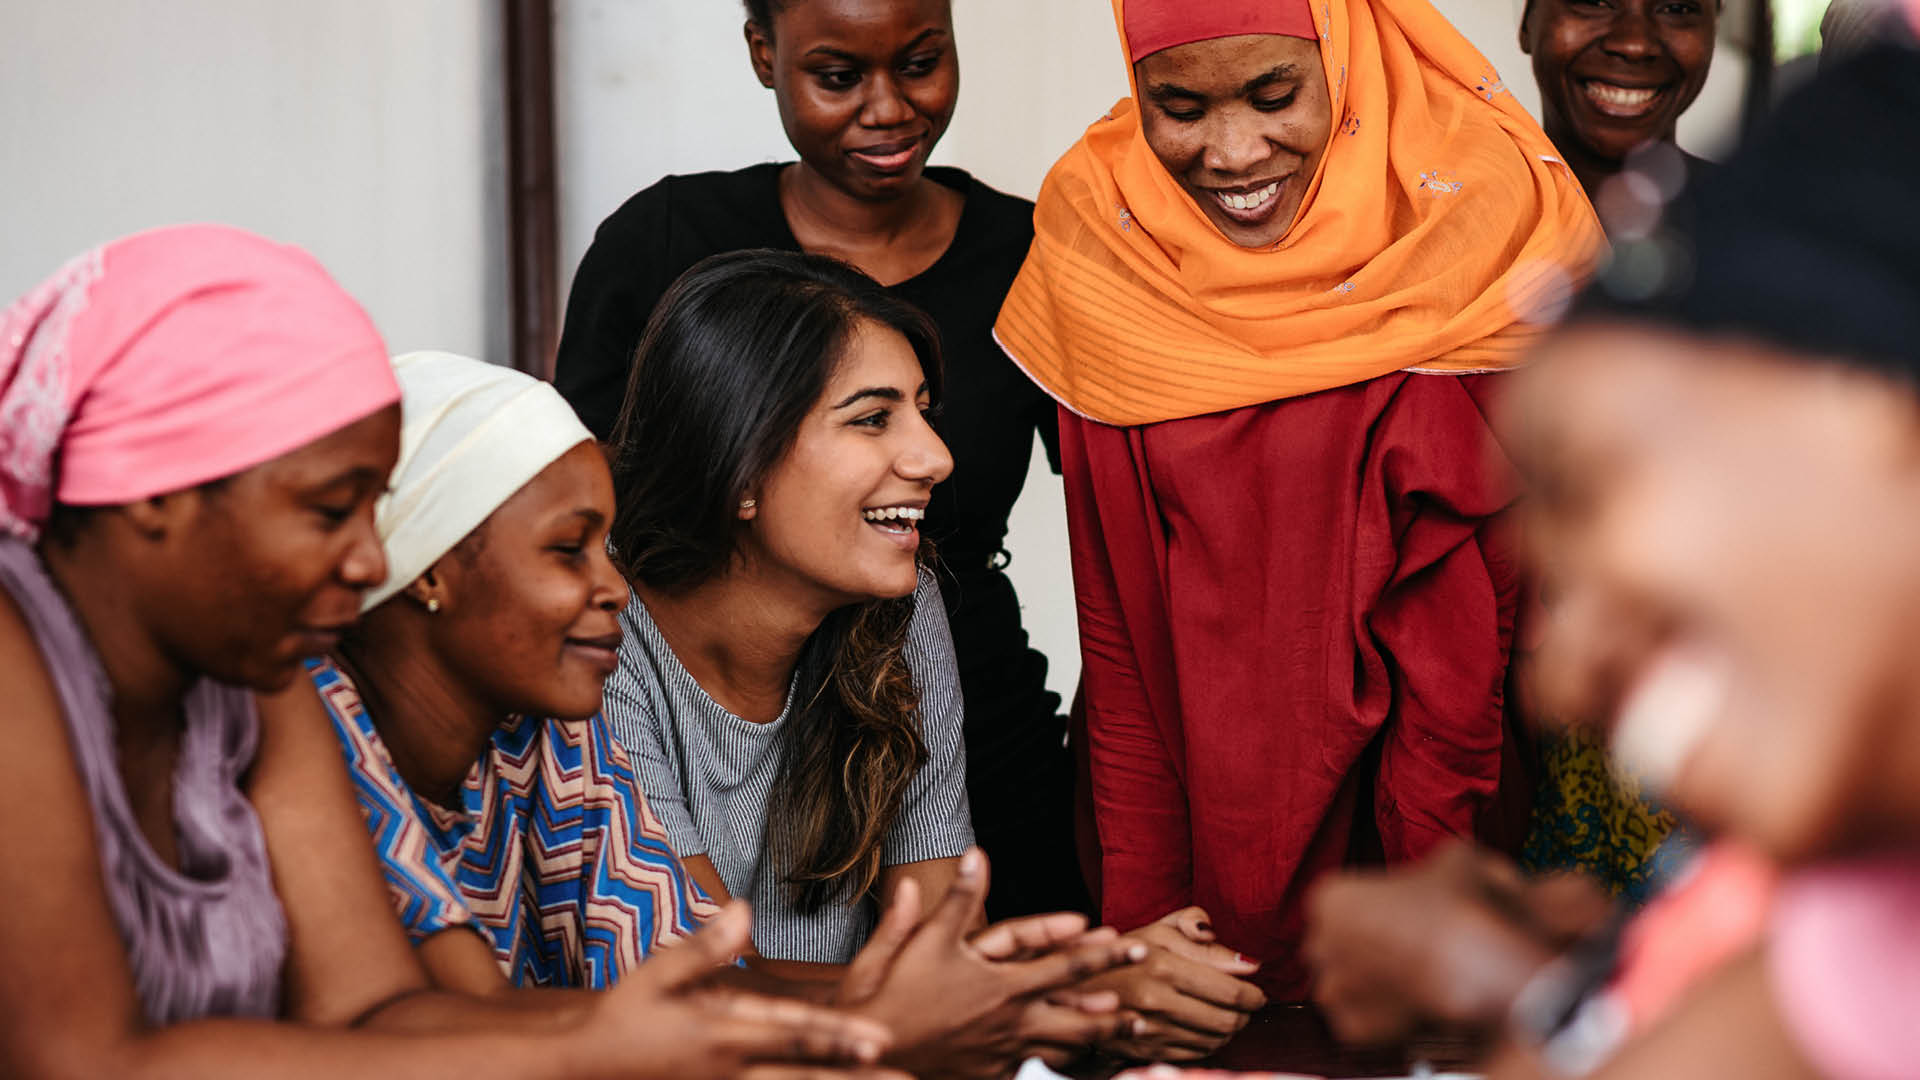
[{"left": 0, "top": 539, "right": 287, "bottom": 1025}]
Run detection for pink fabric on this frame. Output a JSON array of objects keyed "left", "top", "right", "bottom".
[
  {"left": 0, "top": 224, "right": 399, "bottom": 540},
  {"left": 1610, "top": 841, "right": 1776, "bottom": 1032},
  {"left": 1121, "top": 0, "right": 1318, "bottom": 61},
  {"left": 1770, "top": 853, "right": 1920, "bottom": 1080}
]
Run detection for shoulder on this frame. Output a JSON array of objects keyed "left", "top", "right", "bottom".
[
  {"left": 592, "top": 163, "right": 786, "bottom": 243},
  {"left": 932, "top": 166, "right": 1035, "bottom": 248}
]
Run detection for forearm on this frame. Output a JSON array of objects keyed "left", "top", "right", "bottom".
[
  {"left": 355, "top": 985, "right": 590, "bottom": 1034},
  {"left": 54, "top": 1016, "right": 601, "bottom": 1080}
]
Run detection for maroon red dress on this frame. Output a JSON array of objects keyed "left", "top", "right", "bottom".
[{"left": 1063, "top": 370, "right": 1533, "bottom": 997}]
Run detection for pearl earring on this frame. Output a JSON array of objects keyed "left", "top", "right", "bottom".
[{"left": 426, "top": 597, "right": 441, "bottom": 614}]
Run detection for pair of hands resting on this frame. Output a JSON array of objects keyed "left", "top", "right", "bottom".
[
  {"left": 829, "top": 846, "right": 1148, "bottom": 1077},
  {"left": 823, "top": 850, "right": 1271, "bottom": 1073},
  {"left": 1091, "top": 906, "right": 1269, "bottom": 1062}
]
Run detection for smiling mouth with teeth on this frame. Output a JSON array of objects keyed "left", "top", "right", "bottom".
[
  {"left": 862, "top": 505, "right": 925, "bottom": 534},
  {"left": 1581, "top": 80, "right": 1665, "bottom": 117},
  {"left": 1213, "top": 180, "right": 1281, "bottom": 212}
]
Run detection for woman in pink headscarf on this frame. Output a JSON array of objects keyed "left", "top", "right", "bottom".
[{"left": 0, "top": 225, "right": 900, "bottom": 1079}]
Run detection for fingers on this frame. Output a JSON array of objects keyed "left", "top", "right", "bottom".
[
  {"left": 1522, "top": 872, "right": 1615, "bottom": 944},
  {"left": 840, "top": 878, "right": 921, "bottom": 1004},
  {"left": 1005, "top": 935, "right": 1148, "bottom": 998},
  {"left": 1156, "top": 932, "right": 1260, "bottom": 975},
  {"left": 1047, "top": 988, "right": 1121, "bottom": 1013},
  {"left": 716, "top": 1000, "right": 893, "bottom": 1066},
  {"left": 918, "top": 846, "right": 990, "bottom": 945},
  {"left": 645, "top": 901, "right": 753, "bottom": 990},
  {"left": 739, "top": 1069, "right": 915, "bottom": 1080},
  {"left": 970, "top": 910, "right": 1090, "bottom": 961},
  {"left": 1016, "top": 997, "right": 1133, "bottom": 1048},
  {"left": 1140, "top": 947, "right": 1267, "bottom": 1014},
  {"left": 1164, "top": 906, "right": 1216, "bottom": 944},
  {"left": 737, "top": 1060, "right": 917, "bottom": 1068}
]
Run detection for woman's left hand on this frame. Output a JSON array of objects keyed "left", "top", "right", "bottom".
[{"left": 836, "top": 848, "right": 1144, "bottom": 1079}]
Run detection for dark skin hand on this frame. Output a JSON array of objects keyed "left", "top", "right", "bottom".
[
  {"left": 1305, "top": 842, "right": 1613, "bottom": 1046},
  {"left": 831, "top": 848, "right": 1147, "bottom": 1078}
]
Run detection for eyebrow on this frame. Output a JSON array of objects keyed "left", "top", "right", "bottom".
[
  {"left": 569, "top": 508, "right": 607, "bottom": 527},
  {"left": 830, "top": 381, "right": 929, "bottom": 409},
  {"left": 805, "top": 28, "right": 946, "bottom": 63},
  {"left": 1146, "top": 63, "right": 1303, "bottom": 103}
]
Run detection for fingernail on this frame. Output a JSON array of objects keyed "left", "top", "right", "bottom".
[
  {"left": 1236, "top": 952, "right": 1256, "bottom": 965},
  {"left": 1196, "top": 921, "right": 1212, "bottom": 933},
  {"left": 1126, "top": 943, "right": 1149, "bottom": 962},
  {"left": 855, "top": 1038, "right": 882, "bottom": 1061},
  {"left": 960, "top": 848, "right": 982, "bottom": 877},
  {"left": 1134, "top": 1019, "right": 1152, "bottom": 1038}
]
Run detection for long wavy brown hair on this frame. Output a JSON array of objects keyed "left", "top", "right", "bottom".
[{"left": 607, "top": 249, "right": 943, "bottom": 913}]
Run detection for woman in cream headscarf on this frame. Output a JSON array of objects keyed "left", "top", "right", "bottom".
[
  {"left": 996, "top": 0, "right": 1604, "bottom": 1004},
  {"left": 319, "top": 348, "right": 1139, "bottom": 1079}
]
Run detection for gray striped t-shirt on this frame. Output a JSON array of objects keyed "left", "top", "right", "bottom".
[{"left": 602, "top": 572, "right": 973, "bottom": 962}]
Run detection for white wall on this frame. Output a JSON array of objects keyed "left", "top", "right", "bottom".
[
  {"left": 0, "top": 1, "right": 507, "bottom": 363},
  {"left": 555, "top": 0, "right": 1754, "bottom": 707}
]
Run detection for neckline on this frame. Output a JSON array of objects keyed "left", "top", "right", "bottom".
[
  {"left": 761, "top": 163, "right": 978, "bottom": 291},
  {"left": 623, "top": 593, "right": 801, "bottom": 735}
]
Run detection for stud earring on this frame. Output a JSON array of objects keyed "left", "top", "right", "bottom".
[
  {"left": 426, "top": 597, "right": 441, "bottom": 614},
  {"left": 739, "top": 498, "right": 756, "bottom": 510}
]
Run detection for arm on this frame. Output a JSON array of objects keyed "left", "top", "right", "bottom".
[
  {"left": 1056, "top": 410, "right": 1193, "bottom": 928},
  {"left": 0, "top": 587, "right": 901, "bottom": 1080},
  {"left": 0, "top": 592, "right": 583, "bottom": 1078},
  {"left": 1366, "top": 392, "right": 1524, "bottom": 859}
]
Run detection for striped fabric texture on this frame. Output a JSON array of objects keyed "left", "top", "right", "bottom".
[
  {"left": 604, "top": 571, "right": 974, "bottom": 963},
  {"left": 310, "top": 657, "right": 715, "bottom": 988}
]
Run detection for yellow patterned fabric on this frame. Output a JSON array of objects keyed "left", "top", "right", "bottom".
[{"left": 1521, "top": 728, "right": 1678, "bottom": 902}]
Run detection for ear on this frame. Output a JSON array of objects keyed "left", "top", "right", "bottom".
[
  {"left": 402, "top": 567, "right": 448, "bottom": 615},
  {"left": 745, "top": 19, "right": 776, "bottom": 89},
  {"left": 120, "top": 489, "right": 201, "bottom": 540},
  {"left": 1518, "top": 2, "right": 1535, "bottom": 54}
]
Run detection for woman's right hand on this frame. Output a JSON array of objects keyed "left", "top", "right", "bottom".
[
  {"left": 1078, "top": 907, "right": 1268, "bottom": 1062},
  {"left": 590, "top": 901, "right": 910, "bottom": 1080},
  {"left": 1302, "top": 842, "right": 1611, "bottom": 1046},
  {"left": 835, "top": 847, "right": 1147, "bottom": 1079}
]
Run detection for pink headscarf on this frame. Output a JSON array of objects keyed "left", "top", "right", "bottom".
[{"left": 0, "top": 224, "right": 401, "bottom": 541}]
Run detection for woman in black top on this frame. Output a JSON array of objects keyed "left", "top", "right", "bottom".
[{"left": 555, "top": 0, "right": 1086, "bottom": 921}]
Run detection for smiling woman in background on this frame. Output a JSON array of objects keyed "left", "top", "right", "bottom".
[
  {"left": 1519, "top": 0, "right": 1718, "bottom": 196},
  {"left": 995, "top": 0, "right": 1604, "bottom": 1031},
  {"left": 556, "top": 0, "right": 1087, "bottom": 924}
]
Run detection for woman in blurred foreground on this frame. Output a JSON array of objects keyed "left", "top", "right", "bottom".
[{"left": 1309, "top": 40, "right": 1920, "bottom": 1080}]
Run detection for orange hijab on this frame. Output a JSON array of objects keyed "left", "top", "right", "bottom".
[{"left": 994, "top": 0, "right": 1606, "bottom": 426}]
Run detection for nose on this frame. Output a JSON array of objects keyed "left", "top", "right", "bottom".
[
  {"left": 1601, "top": 7, "right": 1659, "bottom": 61},
  {"left": 1202, "top": 111, "right": 1274, "bottom": 176},
  {"left": 589, "top": 545, "right": 630, "bottom": 614},
  {"left": 898, "top": 414, "right": 954, "bottom": 486},
  {"left": 339, "top": 512, "right": 389, "bottom": 592},
  {"left": 859, "top": 73, "right": 915, "bottom": 129}
]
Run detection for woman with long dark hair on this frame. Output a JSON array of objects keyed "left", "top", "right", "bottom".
[
  {"left": 557, "top": 0, "right": 1087, "bottom": 922},
  {"left": 602, "top": 248, "right": 1165, "bottom": 1076}
]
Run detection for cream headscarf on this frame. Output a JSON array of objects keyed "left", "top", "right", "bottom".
[{"left": 364, "top": 350, "right": 594, "bottom": 612}]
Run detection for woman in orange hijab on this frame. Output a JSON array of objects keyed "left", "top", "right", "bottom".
[{"left": 996, "top": 0, "right": 1604, "bottom": 999}]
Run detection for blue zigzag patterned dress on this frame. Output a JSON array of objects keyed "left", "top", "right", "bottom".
[{"left": 309, "top": 657, "right": 716, "bottom": 987}]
